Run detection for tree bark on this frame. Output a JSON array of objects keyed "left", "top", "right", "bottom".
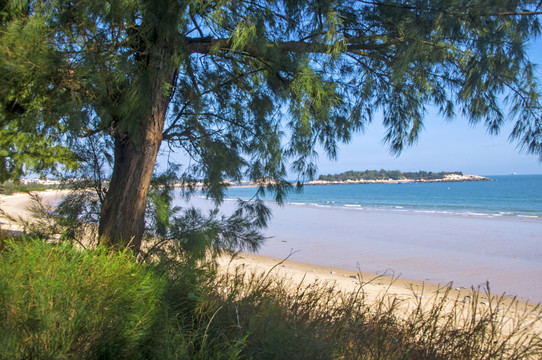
[
  {"left": 98, "top": 108, "right": 165, "bottom": 251},
  {"left": 98, "top": 33, "right": 178, "bottom": 251}
]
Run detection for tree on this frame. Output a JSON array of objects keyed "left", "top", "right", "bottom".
[
  {"left": 0, "top": 2, "right": 77, "bottom": 181},
  {"left": 1, "top": 0, "right": 541, "bottom": 251}
]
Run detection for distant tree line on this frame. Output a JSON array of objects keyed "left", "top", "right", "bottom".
[{"left": 318, "top": 170, "right": 463, "bottom": 182}]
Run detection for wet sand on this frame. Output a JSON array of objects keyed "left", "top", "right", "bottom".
[
  {"left": 1, "top": 191, "right": 541, "bottom": 305},
  {"left": 3, "top": 191, "right": 540, "bottom": 302},
  {"left": 188, "top": 197, "right": 542, "bottom": 303}
]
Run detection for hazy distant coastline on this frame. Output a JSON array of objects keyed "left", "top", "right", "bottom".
[
  {"left": 307, "top": 173, "right": 491, "bottom": 186},
  {"left": 173, "top": 171, "right": 492, "bottom": 188},
  {"left": 306, "top": 170, "right": 491, "bottom": 185}
]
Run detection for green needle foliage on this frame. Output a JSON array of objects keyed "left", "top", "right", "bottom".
[
  {"left": 0, "top": 236, "right": 247, "bottom": 360},
  {"left": 1, "top": 0, "right": 542, "bottom": 248},
  {"left": 0, "top": 3, "right": 78, "bottom": 181},
  {"left": 0, "top": 238, "right": 166, "bottom": 359}
]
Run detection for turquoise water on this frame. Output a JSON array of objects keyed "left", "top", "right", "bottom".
[
  {"left": 181, "top": 175, "right": 542, "bottom": 300},
  {"left": 225, "top": 175, "right": 542, "bottom": 219}
]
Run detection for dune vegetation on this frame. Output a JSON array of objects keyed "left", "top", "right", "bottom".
[{"left": 1, "top": 232, "right": 541, "bottom": 360}]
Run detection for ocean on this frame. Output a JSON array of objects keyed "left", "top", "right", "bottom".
[
  {"left": 224, "top": 175, "right": 542, "bottom": 219},
  {"left": 179, "top": 175, "right": 542, "bottom": 302}
]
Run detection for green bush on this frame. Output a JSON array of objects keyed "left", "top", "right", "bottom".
[
  {"left": 0, "top": 237, "right": 247, "bottom": 360},
  {"left": 0, "top": 238, "right": 167, "bottom": 359}
]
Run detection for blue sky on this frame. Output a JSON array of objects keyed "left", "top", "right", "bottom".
[
  {"left": 160, "top": 35, "right": 542, "bottom": 178},
  {"left": 315, "top": 37, "right": 542, "bottom": 177},
  {"left": 316, "top": 119, "right": 541, "bottom": 176}
]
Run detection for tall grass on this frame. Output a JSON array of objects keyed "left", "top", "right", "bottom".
[
  {"left": 1, "top": 234, "right": 541, "bottom": 359},
  {"left": 200, "top": 262, "right": 542, "bottom": 360},
  {"left": 0, "top": 236, "right": 244, "bottom": 360}
]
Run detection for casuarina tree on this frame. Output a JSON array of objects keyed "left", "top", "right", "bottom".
[{"left": 1, "top": 0, "right": 541, "bottom": 250}]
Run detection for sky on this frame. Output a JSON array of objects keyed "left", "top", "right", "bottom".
[
  {"left": 159, "top": 36, "right": 542, "bottom": 178},
  {"left": 315, "top": 119, "right": 541, "bottom": 177},
  {"left": 315, "top": 37, "right": 542, "bottom": 177}
]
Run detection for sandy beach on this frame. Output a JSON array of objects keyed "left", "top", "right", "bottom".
[
  {"left": 0, "top": 191, "right": 471, "bottom": 301},
  {"left": 0, "top": 190, "right": 536, "bottom": 301},
  {"left": 181, "top": 195, "right": 542, "bottom": 302},
  {"left": 0, "top": 191, "right": 69, "bottom": 231},
  {"left": 1, "top": 190, "right": 541, "bottom": 338},
  {"left": 0, "top": 191, "right": 501, "bottom": 300}
]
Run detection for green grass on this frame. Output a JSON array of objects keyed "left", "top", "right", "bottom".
[
  {"left": 0, "top": 236, "right": 244, "bottom": 360},
  {"left": 0, "top": 237, "right": 166, "bottom": 359},
  {"left": 0, "top": 234, "right": 541, "bottom": 359}
]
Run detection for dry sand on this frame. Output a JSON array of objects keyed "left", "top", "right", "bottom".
[
  {"left": 1, "top": 190, "right": 541, "bottom": 336},
  {"left": 0, "top": 190, "right": 69, "bottom": 232}
]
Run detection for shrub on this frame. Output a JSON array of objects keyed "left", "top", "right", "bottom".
[
  {"left": 0, "top": 238, "right": 166, "bottom": 359},
  {"left": 0, "top": 236, "right": 247, "bottom": 360},
  {"left": 1, "top": 235, "right": 540, "bottom": 360}
]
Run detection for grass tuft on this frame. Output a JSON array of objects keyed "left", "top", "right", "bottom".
[
  {"left": 1, "top": 234, "right": 540, "bottom": 359},
  {"left": 201, "top": 262, "right": 542, "bottom": 360}
]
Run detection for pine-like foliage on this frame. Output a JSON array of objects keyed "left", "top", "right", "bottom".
[
  {"left": 0, "top": 2, "right": 77, "bottom": 181},
  {"left": 2, "top": 1, "right": 541, "bottom": 181},
  {"left": 1, "top": 0, "right": 541, "bottom": 248}
]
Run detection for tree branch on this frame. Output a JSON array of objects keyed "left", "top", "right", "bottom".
[{"left": 186, "top": 36, "right": 403, "bottom": 55}]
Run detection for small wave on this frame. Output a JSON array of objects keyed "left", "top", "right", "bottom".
[
  {"left": 463, "top": 212, "right": 487, "bottom": 216},
  {"left": 397, "top": 208, "right": 498, "bottom": 218},
  {"left": 286, "top": 201, "right": 333, "bottom": 209},
  {"left": 312, "top": 204, "right": 333, "bottom": 208},
  {"left": 289, "top": 202, "right": 306, "bottom": 206},
  {"left": 492, "top": 212, "right": 514, "bottom": 217},
  {"left": 215, "top": 191, "right": 541, "bottom": 220}
]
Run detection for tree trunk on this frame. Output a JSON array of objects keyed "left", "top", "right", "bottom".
[
  {"left": 98, "top": 35, "right": 178, "bottom": 251},
  {"left": 98, "top": 106, "right": 166, "bottom": 251}
]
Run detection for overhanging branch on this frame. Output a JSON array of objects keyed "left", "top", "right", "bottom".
[{"left": 187, "top": 36, "right": 403, "bottom": 55}]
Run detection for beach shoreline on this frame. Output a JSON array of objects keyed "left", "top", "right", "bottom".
[
  {"left": 0, "top": 190, "right": 539, "bottom": 305},
  {"left": 0, "top": 191, "right": 465, "bottom": 298},
  {"left": 219, "top": 250, "right": 500, "bottom": 302},
  {"left": 2, "top": 190, "right": 541, "bottom": 356},
  {"left": 1, "top": 190, "right": 541, "bottom": 338},
  {"left": 0, "top": 191, "right": 439, "bottom": 298},
  {"left": 177, "top": 194, "right": 542, "bottom": 303}
]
